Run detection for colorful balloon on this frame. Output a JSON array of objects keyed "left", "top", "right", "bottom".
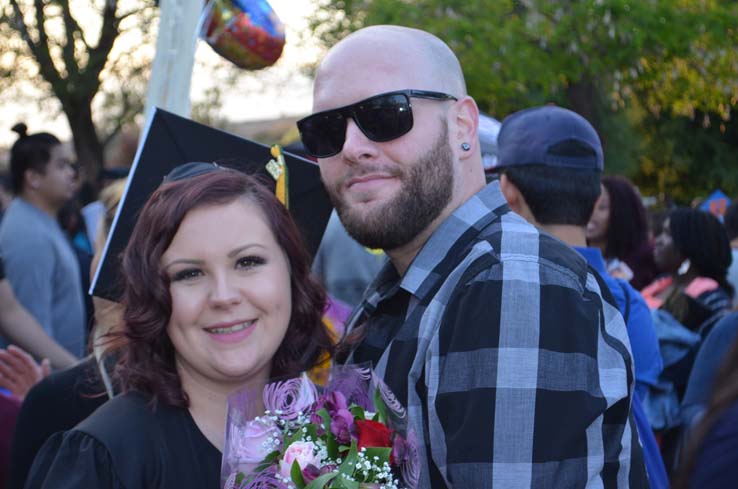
[{"left": 202, "top": 0, "right": 285, "bottom": 70}]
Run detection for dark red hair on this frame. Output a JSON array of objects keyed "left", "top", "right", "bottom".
[{"left": 112, "top": 169, "right": 332, "bottom": 407}]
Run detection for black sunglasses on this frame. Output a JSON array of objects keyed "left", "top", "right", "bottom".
[{"left": 297, "top": 89, "right": 458, "bottom": 158}]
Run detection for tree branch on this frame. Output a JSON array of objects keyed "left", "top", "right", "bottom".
[
  {"left": 8, "top": 0, "right": 63, "bottom": 91},
  {"left": 56, "top": 0, "right": 83, "bottom": 82},
  {"left": 81, "top": 0, "right": 120, "bottom": 97}
]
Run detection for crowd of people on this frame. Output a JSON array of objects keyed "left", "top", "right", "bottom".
[{"left": 0, "top": 24, "right": 737, "bottom": 489}]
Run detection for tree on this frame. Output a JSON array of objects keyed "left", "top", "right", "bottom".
[
  {"left": 1, "top": 1, "right": 158, "bottom": 184},
  {"left": 309, "top": 0, "right": 738, "bottom": 203}
]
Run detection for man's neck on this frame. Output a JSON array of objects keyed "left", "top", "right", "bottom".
[
  {"left": 21, "top": 191, "right": 59, "bottom": 218},
  {"left": 538, "top": 223, "right": 588, "bottom": 248},
  {"left": 731, "top": 237, "right": 738, "bottom": 250}
]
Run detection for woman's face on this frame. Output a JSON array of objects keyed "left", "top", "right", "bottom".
[
  {"left": 162, "top": 198, "right": 292, "bottom": 389},
  {"left": 653, "top": 217, "right": 684, "bottom": 273},
  {"left": 586, "top": 185, "right": 610, "bottom": 243}
]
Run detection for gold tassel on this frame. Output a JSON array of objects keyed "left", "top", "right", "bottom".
[{"left": 266, "top": 145, "right": 289, "bottom": 208}]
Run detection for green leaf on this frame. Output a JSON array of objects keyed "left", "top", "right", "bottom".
[
  {"left": 291, "top": 460, "right": 307, "bottom": 489},
  {"left": 304, "top": 472, "right": 339, "bottom": 489},
  {"left": 317, "top": 408, "right": 339, "bottom": 459},
  {"left": 252, "top": 450, "right": 282, "bottom": 473},
  {"left": 338, "top": 440, "right": 359, "bottom": 477},
  {"left": 373, "top": 388, "right": 388, "bottom": 425},
  {"left": 349, "top": 405, "right": 365, "bottom": 421},
  {"left": 235, "top": 472, "right": 245, "bottom": 485},
  {"left": 331, "top": 475, "right": 359, "bottom": 489},
  {"left": 363, "top": 447, "right": 392, "bottom": 467}
]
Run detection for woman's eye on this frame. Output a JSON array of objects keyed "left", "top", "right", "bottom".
[
  {"left": 236, "top": 255, "right": 266, "bottom": 269},
  {"left": 171, "top": 268, "right": 202, "bottom": 282}
]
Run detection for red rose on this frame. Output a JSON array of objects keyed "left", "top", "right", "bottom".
[{"left": 356, "top": 419, "right": 395, "bottom": 463}]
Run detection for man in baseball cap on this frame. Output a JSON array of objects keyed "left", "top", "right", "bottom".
[{"left": 497, "top": 105, "right": 666, "bottom": 488}]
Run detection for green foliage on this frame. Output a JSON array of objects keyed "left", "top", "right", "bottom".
[{"left": 310, "top": 0, "right": 738, "bottom": 203}]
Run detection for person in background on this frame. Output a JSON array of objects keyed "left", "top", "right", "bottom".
[
  {"left": 681, "top": 310, "right": 738, "bottom": 430},
  {"left": 0, "top": 254, "right": 77, "bottom": 380},
  {"left": 0, "top": 123, "right": 86, "bottom": 358},
  {"left": 587, "top": 175, "right": 659, "bottom": 290},
  {"left": 0, "top": 175, "right": 12, "bottom": 224},
  {"left": 495, "top": 105, "right": 667, "bottom": 489},
  {"left": 6, "top": 180, "right": 126, "bottom": 489},
  {"left": 722, "top": 199, "right": 738, "bottom": 293},
  {"left": 300, "top": 24, "right": 645, "bottom": 487},
  {"left": 675, "top": 334, "right": 738, "bottom": 489},
  {"left": 25, "top": 165, "right": 334, "bottom": 489},
  {"left": 0, "top": 393, "right": 21, "bottom": 489},
  {"left": 643, "top": 208, "right": 733, "bottom": 334},
  {"left": 641, "top": 208, "right": 733, "bottom": 444}
]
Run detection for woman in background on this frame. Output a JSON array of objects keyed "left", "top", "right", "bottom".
[{"left": 587, "top": 175, "right": 659, "bottom": 290}]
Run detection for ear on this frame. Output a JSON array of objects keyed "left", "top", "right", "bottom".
[
  {"left": 450, "top": 96, "right": 479, "bottom": 162},
  {"left": 24, "top": 169, "right": 42, "bottom": 190},
  {"left": 499, "top": 173, "right": 536, "bottom": 224},
  {"left": 499, "top": 173, "right": 521, "bottom": 212}
]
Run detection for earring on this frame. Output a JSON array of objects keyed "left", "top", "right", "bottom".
[{"left": 461, "top": 142, "right": 471, "bottom": 151}]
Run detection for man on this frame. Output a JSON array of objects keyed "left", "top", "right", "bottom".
[
  {"left": 0, "top": 127, "right": 85, "bottom": 358},
  {"left": 495, "top": 105, "right": 666, "bottom": 488},
  {"left": 299, "top": 25, "right": 646, "bottom": 487}
]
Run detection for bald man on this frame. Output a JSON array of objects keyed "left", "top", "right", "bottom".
[{"left": 298, "top": 26, "right": 646, "bottom": 488}]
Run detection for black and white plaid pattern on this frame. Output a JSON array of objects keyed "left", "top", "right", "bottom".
[{"left": 346, "top": 181, "right": 647, "bottom": 488}]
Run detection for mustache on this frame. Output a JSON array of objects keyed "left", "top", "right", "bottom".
[{"left": 338, "top": 165, "right": 403, "bottom": 186}]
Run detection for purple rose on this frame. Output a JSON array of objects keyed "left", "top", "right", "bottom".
[
  {"left": 230, "top": 417, "right": 281, "bottom": 464},
  {"left": 263, "top": 375, "right": 318, "bottom": 421}
]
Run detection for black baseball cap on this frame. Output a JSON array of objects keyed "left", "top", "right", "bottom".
[
  {"left": 494, "top": 106, "right": 603, "bottom": 172},
  {"left": 90, "top": 108, "right": 333, "bottom": 301}
]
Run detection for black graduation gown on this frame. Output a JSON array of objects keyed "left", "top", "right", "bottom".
[{"left": 24, "top": 392, "right": 222, "bottom": 489}]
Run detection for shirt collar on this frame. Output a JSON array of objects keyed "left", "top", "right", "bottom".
[{"left": 398, "top": 181, "right": 508, "bottom": 296}]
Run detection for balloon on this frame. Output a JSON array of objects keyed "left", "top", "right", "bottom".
[{"left": 202, "top": 0, "right": 285, "bottom": 70}]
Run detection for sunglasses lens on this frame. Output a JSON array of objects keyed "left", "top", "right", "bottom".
[
  {"left": 298, "top": 112, "right": 347, "bottom": 158},
  {"left": 354, "top": 93, "right": 413, "bottom": 142}
]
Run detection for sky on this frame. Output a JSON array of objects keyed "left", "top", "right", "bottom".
[{"left": 0, "top": 0, "right": 321, "bottom": 148}]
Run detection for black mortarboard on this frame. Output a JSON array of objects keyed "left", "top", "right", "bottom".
[{"left": 90, "top": 108, "right": 333, "bottom": 301}]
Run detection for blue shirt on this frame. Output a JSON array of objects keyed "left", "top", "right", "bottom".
[
  {"left": 576, "top": 247, "right": 663, "bottom": 397},
  {"left": 0, "top": 198, "right": 85, "bottom": 357},
  {"left": 576, "top": 246, "right": 668, "bottom": 489}
]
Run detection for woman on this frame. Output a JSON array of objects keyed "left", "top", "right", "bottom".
[
  {"left": 642, "top": 208, "right": 733, "bottom": 329},
  {"left": 586, "top": 175, "right": 659, "bottom": 290},
  {"left": 641, "top": 208, "right": 733, "bottom": 439},
  {"left": 25, "top": 166, "right": 334, "bottom": 488}
]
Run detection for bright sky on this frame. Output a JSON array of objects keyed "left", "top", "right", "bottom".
[{"left": 0, "top": 0, "right": 320, "bottom": 148}]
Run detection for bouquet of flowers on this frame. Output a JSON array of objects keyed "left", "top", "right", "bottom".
[{"left": 221, "top": 365, "right": 419, "bottom": 489}]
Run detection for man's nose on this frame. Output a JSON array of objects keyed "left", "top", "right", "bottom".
[{"left": 340, "top": 118, "right": 378, "bottom": 162}]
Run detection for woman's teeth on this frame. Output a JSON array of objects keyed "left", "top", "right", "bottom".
[{"left": 208, "top": 321, "right": 252, "bottom": 334}]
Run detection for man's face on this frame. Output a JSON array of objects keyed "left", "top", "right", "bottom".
[
  {"left": 312, "top": 48, "right": 457, "bottom": 251},
  {"left": 34, "top": 145, "right": 76, "bottom": 208}
]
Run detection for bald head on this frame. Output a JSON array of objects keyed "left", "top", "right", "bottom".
[{"left": 314, "top": 25, "right": 466, "bottom": 110}]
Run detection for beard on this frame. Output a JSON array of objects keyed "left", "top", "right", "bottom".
[{"left": 330, "top": 123, "right": 455, "bottom": 251}]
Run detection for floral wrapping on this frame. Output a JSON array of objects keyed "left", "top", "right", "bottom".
[{"left": 221, "top": 365, "right": 420, "bottom": 489}]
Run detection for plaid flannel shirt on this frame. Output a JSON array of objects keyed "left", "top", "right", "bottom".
[{"left": 346, "top": 181, "right": 647, "bottom": 488}]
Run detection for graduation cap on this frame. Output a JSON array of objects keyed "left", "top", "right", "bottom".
[{"left": 90, "top": 108, "right": 334, "bottom": 301}]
